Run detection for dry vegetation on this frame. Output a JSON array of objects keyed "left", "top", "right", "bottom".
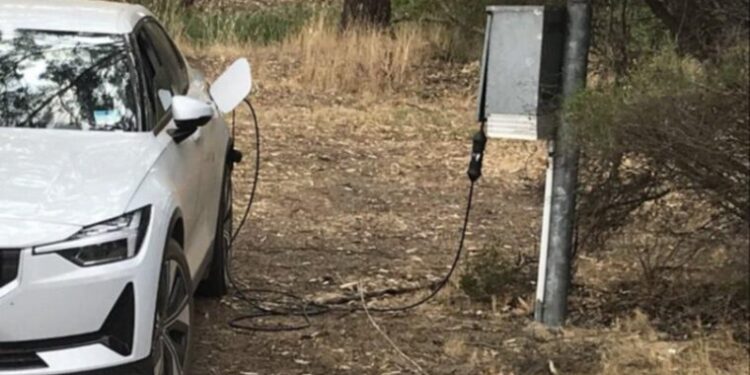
[
  {"left": 290, "top": 18, "right": 443, "bottom": 93},
  {"left": 182, "top": 14, "right": 456, "bottom": 95},
  {"left": 128, "top": 0, "right": 749, "bottom": 373}
]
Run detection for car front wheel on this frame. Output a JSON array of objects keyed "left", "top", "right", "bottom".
[{"left": 153, "top": 239, "right": 193, "bottom": 375}]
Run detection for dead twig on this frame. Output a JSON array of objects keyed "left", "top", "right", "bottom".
[{"left": 359, "top": 283, "right": 429, "bottom": 375}]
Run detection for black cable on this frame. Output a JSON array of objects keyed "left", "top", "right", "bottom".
[
  {"left": 231, "top": 99, "right": 260, "bottom": 245},
  {"left": 367, "top": 181, "right": 475, "bottom": 312},
  {"left": 225, "top": 98, "right": 486, "bottom": 331},
  {"left": 367, "top": 124, "right": 486, "bottom": 313},
  {"left": 225, "top": 99, "right": 330, "bottom": 332}
]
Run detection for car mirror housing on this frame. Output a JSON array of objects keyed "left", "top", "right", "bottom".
[
  {"left": 170, "top": 96, "right": 214, "bottom": 143},
  {"left": 210, "top": 58, "right": 252, "bottom": 114}
]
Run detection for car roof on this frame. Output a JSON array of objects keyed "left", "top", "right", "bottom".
[{"left": 0, "top": 0, "right": 153, "bottom": 35}]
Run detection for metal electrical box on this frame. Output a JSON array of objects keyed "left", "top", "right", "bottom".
[{"left": 477, "top": 6, "right": 566, "bottom": 140}]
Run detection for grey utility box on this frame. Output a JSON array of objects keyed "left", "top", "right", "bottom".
[{"left": 477, "top": 6, "right": 566, "bottom": 140}]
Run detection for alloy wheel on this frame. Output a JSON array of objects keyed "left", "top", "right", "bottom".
[{"left": 153, "top": 249, "right": 192, "bottom": 375}]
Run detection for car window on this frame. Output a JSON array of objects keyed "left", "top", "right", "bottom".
[
  {"left": 135, "top": 20, "right": 189, "bottom": 126},
  {"left": 145, "top": 22, "right": 188, "bottom": 95},
  {"left": 0, "top": 30, "right": 138, "bottom": 131},
  {"left": 135, "top": 27, "right": 171, "bottom": 122}
]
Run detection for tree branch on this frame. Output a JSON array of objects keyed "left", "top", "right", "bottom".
[
  {"left": 643, "top": 0, "right": 680, "bottom": 34},
  {"left": 435, "top": 0, "right": 485, "bottom": 36}
]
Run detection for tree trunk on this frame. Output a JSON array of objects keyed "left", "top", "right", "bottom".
[{"left": 340, "top": 0, "right": 392, "bottom": 30}]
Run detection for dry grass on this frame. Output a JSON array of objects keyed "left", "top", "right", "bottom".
[
  {"left": 283, "top": 16, "right": 446, "bottom": 94},
  {"left": 601, "top": 311, "right": 749, "bottom": 375},
  {"left": 185, "top": 16, "right": 450, "bottom": 95}
]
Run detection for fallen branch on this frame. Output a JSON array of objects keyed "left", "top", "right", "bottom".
[{"left": 310, "top": 281, "right": 438, "bottom": 306}]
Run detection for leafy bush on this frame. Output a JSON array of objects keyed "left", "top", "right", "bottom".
[
  {"left": 459, "top": 246, "right": 530, "bottom": 303},
  {"left": 569, "top": 44, "right": 749, "bottom": 248},
  {"left": 637, "top": 0, "right": 749, "bottom": 58},
  {"left": 393, "top": 0, "right": 565, "bottom": 61}
]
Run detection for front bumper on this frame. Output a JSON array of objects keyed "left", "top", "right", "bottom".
[
  {"left": 0, "top": 357, "right": 152, "bottom": 375},
  {"left": 0, "top": 346, "right": 152, "bottom": 375},
  {"left": 73, "top": 358, "right": 152, "bottom": 375},
  {"left": 0, "top": 228, "right": 163, "bottom": 374}
]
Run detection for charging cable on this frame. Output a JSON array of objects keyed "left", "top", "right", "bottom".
[{"left": 225, "top": 99, "right": 487, "bottom": 331}]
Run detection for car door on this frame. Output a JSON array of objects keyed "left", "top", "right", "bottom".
[
  {"left": 134, "top": 20, "right": 210, "bottom": 269},
  {"left": 144, "top": 22, "right": 228, "bottom": 263}
]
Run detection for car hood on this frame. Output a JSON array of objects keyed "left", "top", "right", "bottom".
[
  {"left": 0, "top": 217, "right": 81, "bottom": 248},
  {"left": 0, "top": 128, "right": 164, "bottom": 234}
]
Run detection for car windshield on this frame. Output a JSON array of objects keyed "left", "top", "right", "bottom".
[{"left": 0, "top": 30, "right": 138, "bottom": 131}]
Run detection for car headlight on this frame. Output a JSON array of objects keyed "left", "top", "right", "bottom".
[{"left": 34, "top": 206, "right": 151, "bottom": 267}]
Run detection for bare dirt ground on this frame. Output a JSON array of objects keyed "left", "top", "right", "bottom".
[
  {"left": 185, "top": 46, "right": 749, "bottom": 375},
  {"left": 187, "top": 52, "right": 557, "bottom": 374}
]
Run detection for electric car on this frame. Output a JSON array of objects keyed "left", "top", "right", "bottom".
[{"left": 0, "top": 1, "right": 252, "bottom": 373}]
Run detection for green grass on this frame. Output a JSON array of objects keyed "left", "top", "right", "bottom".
[
  {"left": 183, "top": 3, "right": 317, "bottom": 46},
  {"left": 125, "top": 0, "right": 320, "bottom": 46}
]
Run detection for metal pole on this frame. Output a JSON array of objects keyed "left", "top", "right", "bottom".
[{"left": 540, "top": 0, "right": 591, "bottom": 327}]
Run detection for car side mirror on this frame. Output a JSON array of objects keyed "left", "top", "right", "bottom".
[
  {"left": 210, "top": 58, "right": 252, "bottom": 114},
  {"left": 169, "top": 96, "right": 214, "bottom": 143}
]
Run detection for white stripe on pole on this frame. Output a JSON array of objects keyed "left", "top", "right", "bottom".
[{"left": 535, "top": 142, "right": 555, "bottom": 319}]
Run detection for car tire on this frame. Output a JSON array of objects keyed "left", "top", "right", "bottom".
[
  {"left": 196, "top": 164, "right": 232, "bottom": 297},
  {"left": 152, "top": 239, "right": 193, "bottom": 375}
]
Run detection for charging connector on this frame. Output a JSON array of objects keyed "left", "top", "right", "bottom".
[
  {"left": 468, "top": 130, "right": 488, "bottom": 182},
  {"left": 229, "top": 149, "right": 243, "bottom": 165}
]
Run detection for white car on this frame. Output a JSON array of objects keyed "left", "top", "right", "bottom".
[{"left": 0, "top": 1, "right": 252, "bottom": 374}]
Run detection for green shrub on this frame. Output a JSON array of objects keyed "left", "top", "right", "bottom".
[
  {"left": 183, "top": 4, "right": 317, "bottom": 46},
  {"left": 568, "top": 44, "right": 750, "bottom": 247},
  {"left": 392, "top": 0, "right": 565, "bottom": 61},
  {"left": 460, "top": 246, "right": 528, "bottom": 303}
]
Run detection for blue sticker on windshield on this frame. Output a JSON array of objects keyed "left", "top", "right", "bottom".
[{"left": 93, "top": 109, "right": 122, "bottom": 127}]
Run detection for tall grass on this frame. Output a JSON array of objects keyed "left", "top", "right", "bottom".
[
  {"left": 286, "top": 16, "right": 444, "bottom": 93},
  {"left": 124, "top": 0, "right": 316, "bottom": 46},
  {"left": 183, "top": 3, "right": 315, "bottom": 46}
]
